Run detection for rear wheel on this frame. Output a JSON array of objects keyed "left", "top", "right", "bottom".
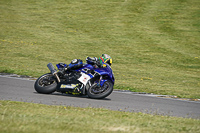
[
  {"left": 87, "top": 81, "right": 113, "bottom": 99},
  {"left": 34, "top": 73, "right": 57, "bottom": 94}
]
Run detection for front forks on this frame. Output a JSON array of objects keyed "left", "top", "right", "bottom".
[{"left": 97, "top": 76, "right": 107, "bottom": 87}]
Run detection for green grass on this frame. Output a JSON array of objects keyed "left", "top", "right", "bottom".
[
  {"left": 0, "top": 100, "right": 200, "bottom": 133},
  {"left": 0, "top": 0, "right": 200, "bottom": 98}
]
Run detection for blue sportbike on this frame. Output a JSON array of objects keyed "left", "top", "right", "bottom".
[{"left": 34, "top": 56, "right": 114, "bottom": 99}]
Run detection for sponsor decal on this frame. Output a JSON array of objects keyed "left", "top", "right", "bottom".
[
  {"left": 60, "top": 84, "right": 76, "bottom": 89},
  {"left": 78, "top": 72, "right": 91, "bottom": 85}
]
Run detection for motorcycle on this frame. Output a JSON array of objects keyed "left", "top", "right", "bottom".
[{"left": 34, "top": 59, "right": 115, "bottom": 99}]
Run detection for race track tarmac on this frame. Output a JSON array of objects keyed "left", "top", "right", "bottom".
[{"left": 0, "top": 75, "right": 199, "bottom": 119}]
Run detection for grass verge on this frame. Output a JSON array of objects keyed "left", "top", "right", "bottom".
[{"left": 0, "top": 100, "right": 200, "bottom": 133}]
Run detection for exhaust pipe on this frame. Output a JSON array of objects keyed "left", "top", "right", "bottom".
[{"left": 47, "top": 63, "right": 60, "bottom": 82}]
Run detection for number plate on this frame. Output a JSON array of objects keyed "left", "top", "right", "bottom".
[{"left": 78, "top": 72, "right": 91, "bottom": 85}]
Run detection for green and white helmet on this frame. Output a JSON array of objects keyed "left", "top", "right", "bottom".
[{"left": 99, "top": 54, "right": 112, "bottom": 66}]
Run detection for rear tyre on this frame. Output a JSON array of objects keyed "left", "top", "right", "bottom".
[
  {"left": 87, "top": 81, "right": 113, "bottom": 99},
  {"left": 34, "top": 73, "right": 57, "bottom": 94}
]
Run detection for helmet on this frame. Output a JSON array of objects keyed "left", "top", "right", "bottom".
[{"left": 99, "top": 54, "right": 112, "bottom": 66}]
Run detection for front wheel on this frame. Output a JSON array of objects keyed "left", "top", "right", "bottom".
[
  {"left": 87, "top": 81, "right": 113, "bottom": 99},
  {"left": 34, "top": 73, "right": 57, "bottom": 94}
]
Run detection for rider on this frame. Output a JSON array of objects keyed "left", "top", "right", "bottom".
[
  {"left": 86, "top": 54, "right": 112, "bottom": 68},
  {"left": 66, "top": 54, "right": 112, "bottom": 70}
]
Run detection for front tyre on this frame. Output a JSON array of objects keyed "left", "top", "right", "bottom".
[
  {"left": 87, "top": 81, "right": 113, "bottom": 99},
  {"left": 34, "top": 73, "right": 57, "bottom": 94}
]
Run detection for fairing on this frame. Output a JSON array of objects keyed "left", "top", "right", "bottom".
[{"left": 56, "top": 63, "right": 115, "bottom": 84}]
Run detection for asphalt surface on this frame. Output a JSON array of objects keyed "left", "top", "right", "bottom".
[{"left": 0, "top": 75, "right": 200, "bottom": 119}]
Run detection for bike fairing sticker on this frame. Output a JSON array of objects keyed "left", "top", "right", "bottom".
[
  {"left": 60, "top": 84, "right": 77, "bottom": 89},
  {"left": 78, "top": 72, "right": 91, "bottom": 85},
  {"left": 81, "top": 68, "right": 99, "bottom": 78}
]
